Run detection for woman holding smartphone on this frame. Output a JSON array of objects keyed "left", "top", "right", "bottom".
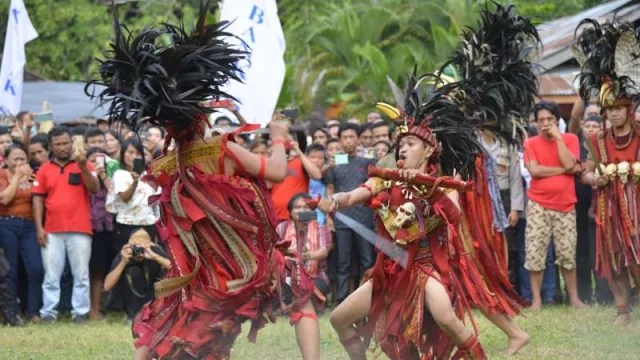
[{"left": 106, "top": 139, "right": 161, "bottom": 254}]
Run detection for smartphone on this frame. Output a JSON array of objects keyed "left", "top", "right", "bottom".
[
  {"left": 73, "top": 136, "right": 85, "bottom": 153},
  {"left": 34, "top": 111, "right": 53, "bottom": 123},
  {"left": 96, "top": 154, "right": 105, "bottom": 167},
  {"left": 280, "top": 108, "right": 299, "bottom": 121},
  {"left": 334, "top": 153, "right": 349, "bottom": 165},
  {"left": 133, "top": 158, "right": 145, "bottom": 175},
  {"left": 297, "top": 211, "right": 318, "bottom": 222}
]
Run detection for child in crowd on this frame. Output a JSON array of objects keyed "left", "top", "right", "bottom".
[
  {"left": 249, "top": 141, "right": 269, "bottom": 158},
  {"left": 373, "top": 140, "right": 390, "bottom": 161},
  {"left": 305, "top": 144, "right": 327, "bottom": 225}
]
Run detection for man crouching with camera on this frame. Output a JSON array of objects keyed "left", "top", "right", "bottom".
[{"left": 103, "top": 229, "right": 170, "bottom": 324}]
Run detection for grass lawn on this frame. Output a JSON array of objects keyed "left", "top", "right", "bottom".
[{"left": 1, "top": 305, "right": 639, "bottom": 359}]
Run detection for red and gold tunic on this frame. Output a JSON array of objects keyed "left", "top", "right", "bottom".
[
  {"left": 588, "top": 130, "right": 640, "bottom": 285},
  {"left": 361, "top": 176, "right": 474, "bottom": 360},
  {"left": 132, "top": 135, "right": 316, "bottom": 360}
]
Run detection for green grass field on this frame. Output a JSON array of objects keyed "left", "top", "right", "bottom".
[{"left": 1, "top": 305, "right": 639, "bottom": 359}]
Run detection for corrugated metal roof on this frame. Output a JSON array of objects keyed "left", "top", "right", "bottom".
[
  {"left": 538, "top": 74, "right": 575, "bottom": 96},
  {"left": 538, "top": 0, "right": 640, "bottom": 71},
  {"left": 21, "top": 82, "right": 107, "bottom": 122}
]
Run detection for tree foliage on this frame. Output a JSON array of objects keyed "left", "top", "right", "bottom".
[
  {"left": 0, "top": 0, "right": 198, "bottom": 81},
  {"left": 0, "top": 0, "right": 615, "bottom": 119}
]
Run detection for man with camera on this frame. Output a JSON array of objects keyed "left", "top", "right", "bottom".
[{"left": 104, "top": 229, "right": 170, "bottom": 324}]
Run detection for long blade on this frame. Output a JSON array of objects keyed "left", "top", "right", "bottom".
[{"left": 335, "top": 212, "right": 408, "bottom": 268}]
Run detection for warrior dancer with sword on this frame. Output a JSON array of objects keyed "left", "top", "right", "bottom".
[{"left": 315, "top": 4, "right": 538, "bottom": 359}]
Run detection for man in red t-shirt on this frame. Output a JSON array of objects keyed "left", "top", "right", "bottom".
[
  {"left": 523, "top": 102, "right": 587, "bottom": 311},
  {"left": 32, "top": 127, "right": 99, "bottom": 324}
]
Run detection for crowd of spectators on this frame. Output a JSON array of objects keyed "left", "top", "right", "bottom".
[{"left": 1, "top": 100, "right": 639, "bottom": 327}]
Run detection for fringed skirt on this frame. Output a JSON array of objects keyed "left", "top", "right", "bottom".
[
  {"left": 594, "top": 182, "right": 640, "bottom": 287},
  {"left": 132, "top": 168, "right": 315, "bottom": 359},
  {"left": 362, "top": 238, "right": 467, "bottom": 360}
]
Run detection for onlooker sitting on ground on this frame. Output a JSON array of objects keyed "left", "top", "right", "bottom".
[
  {"left": 33, "top": 126, "right": 99, "bottom": 324},
  {"left": 103, "top": 229, "right": 170, "bottom": 323},
  {"left": 0, "top": 144, "right": 42, "bottom": 324},
  {"left": 106, "top": 139, "right": 161, "bottom": 253}
]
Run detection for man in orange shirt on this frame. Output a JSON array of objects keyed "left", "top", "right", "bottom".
[{"left": 523, "top": 102, "right": 588, "bottom": 311}]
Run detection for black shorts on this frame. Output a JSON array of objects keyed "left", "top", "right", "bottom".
[{"left": 90, "top": 231, "right": 115, "bottom": 273}]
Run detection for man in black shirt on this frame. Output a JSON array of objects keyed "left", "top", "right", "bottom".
[
  {"left": 325, "top": 123, "right": 377, "bottom": 304},
  {"left": 104, "top": 229, "right": 170, "bottom": 323}
]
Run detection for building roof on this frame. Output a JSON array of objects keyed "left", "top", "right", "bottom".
[
  {"left": 22, "top": 82, "right": 107, "bottom": 122},
  {"left": 537, "top": 0, "right": 640, "bottom": 71}
]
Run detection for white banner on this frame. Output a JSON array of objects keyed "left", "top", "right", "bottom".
[
  {"left": 220, "top": 0, "right": 286, "bottom": 127},
  {"left": 0, "top": 0, "right": 38, "bottom": 116}
]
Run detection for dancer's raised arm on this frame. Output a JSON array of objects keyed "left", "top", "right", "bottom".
[{"left": 317, "top": 177, "right": 380, "bottom": 213}]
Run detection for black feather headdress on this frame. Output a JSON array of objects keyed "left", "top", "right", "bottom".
[
  {"left": 574, "top": 19, "right": 640, "bottom": 108},
  {"left": 438, "top": 2, "right": 540, "bottom": 145},
  {"left": 86, "top": 1, "right": 246, "bottom": 140},
  {"left": 380, "top": 70, "right": 484, "bottom": 179}
]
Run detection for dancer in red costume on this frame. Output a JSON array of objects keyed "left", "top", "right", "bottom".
[
  {"left": 575, "top": 19, "right": 640, "bottom": 326},
  {"left": 87, "top": 3, "right": 321, "bottom": 359},
  {"left": 317, "top": 4, "right": 538, "bottom": 359}
]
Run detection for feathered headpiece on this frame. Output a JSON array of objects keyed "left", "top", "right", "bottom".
[
  {"left": 375, "top": 3, "right": 540, "bottom": 177},
  {"left": 377, "top": 71, "right": 484, "bottom": 178},
  {"left": 85, "top": 1, "right": 246, "bottom": 143},
  {"left": 573, "top": 19, "right": 640, "bottom": 108},
  {"left": 439, "top": 2, "right": 540, "bottom": 144}
]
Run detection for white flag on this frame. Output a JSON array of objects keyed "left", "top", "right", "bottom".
[
  {"left": 0, "top": 0, "right": 38, "bottom": 116},
  {"left": 220, "top": 0, "right": 286, "bottom": 127}
]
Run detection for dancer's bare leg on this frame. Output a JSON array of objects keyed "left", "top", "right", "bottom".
[
  {"left": 424, "top": 276, "right": 473, "bottom": 346},
  {"left": 482, "top": 311, "right": 530, "bottom": 356},
  {"left": 295, "top": 300, "right": 321, "bottom": 360},
  {"left": 134, "top": 346, "right": 152, "bottom": 360},
  {"left": 329, "top": 280, "right": 372, "bottom": 360},
  {"left": 611, "top": 275, "right": 631, "bottom": 326}
]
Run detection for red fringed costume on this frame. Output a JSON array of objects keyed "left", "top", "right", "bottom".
[
  {"left": 588, "top": 131, "right": 640, "bottom": 288},
  {"left": 573, "top": 18, "right": 640, "bottom": 308},
  {"left": 456, "top": 156, "right": 527, "bottom": 318},
  {"left": 361, "top": 172, "right": 476, "bottom": 359},
  {"left": 132, "top": 135, "right": 318, "bottom": 359},
  {"left": 85, "top": 2, "right": 319, "bottom": 357}
]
